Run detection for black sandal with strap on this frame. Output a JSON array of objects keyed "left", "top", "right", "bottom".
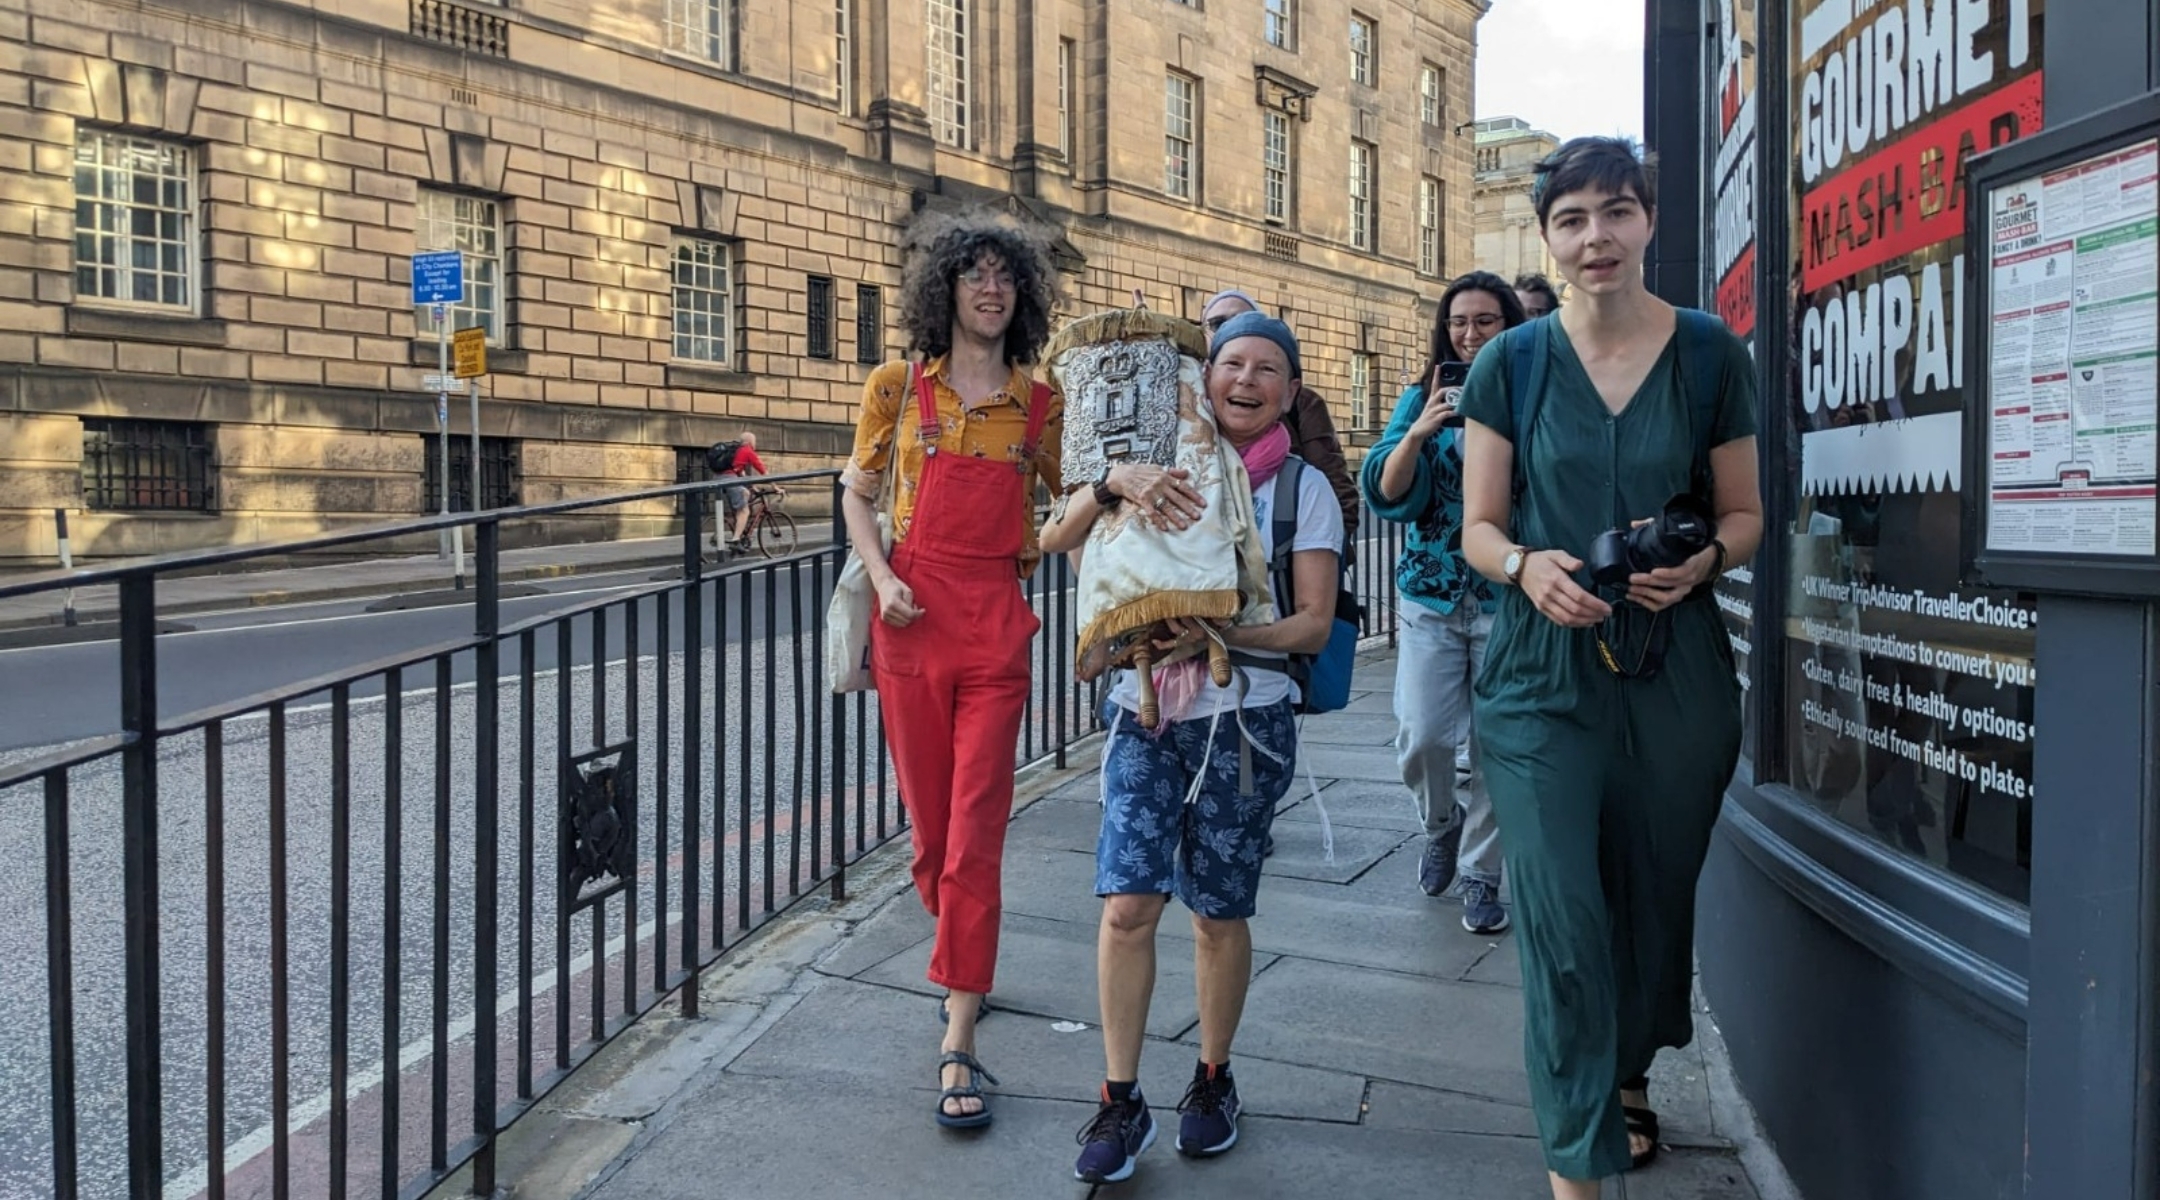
[
  {"left": 1619, "top": 1073, "right": 1659, "bottom": 1170},
  {"left": 935, "top": 1050, "right": 1000, "bottom": 1130}
]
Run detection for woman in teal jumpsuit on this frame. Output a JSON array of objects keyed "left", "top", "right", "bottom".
[{"left": 1456, "top": 137, "right": 1762, "bottom": 1198}]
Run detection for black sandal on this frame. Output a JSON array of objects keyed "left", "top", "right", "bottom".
[
  {"left": 935, "top": 1050, "right": 1000, "bottom": 1129},
  {"left": 938, "top": 993, "right": 995, "bottom": 1025},
  {"left": 1619, "top": 1074, "right": 1659, "bottom": 1170}
]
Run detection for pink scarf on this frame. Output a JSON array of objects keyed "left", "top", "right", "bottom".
[{"left": 1144, "top": 421, "right": 1294, "bottom": 730}]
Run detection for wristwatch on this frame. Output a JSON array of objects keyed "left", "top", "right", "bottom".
[
  {"left": 1092, "top": 466, "right": 1122, "bottom": 509},
  {"left": 1503, "top": 546, "right": 1531, "bottom": 586}
]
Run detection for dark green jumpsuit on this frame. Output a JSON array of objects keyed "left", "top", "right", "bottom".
[{"left": 1456, "top": 318, "right": 1755, "bottom": 1180}]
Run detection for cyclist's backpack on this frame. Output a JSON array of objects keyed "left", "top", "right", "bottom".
[
  {"left": 1255, "top": 457, "right": 1360, "bottom": 714},
  {"left": 705, "top": 439, "right": 743, "bottom": 475}
]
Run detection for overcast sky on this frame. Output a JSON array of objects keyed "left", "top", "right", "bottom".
[{"left": 1473, "top": 0, "right": 1646, "bottom": 143}]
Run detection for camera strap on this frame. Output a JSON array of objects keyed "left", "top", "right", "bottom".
[{"left": 1594, "top": 602, "right": 1678, "bottom": 681}]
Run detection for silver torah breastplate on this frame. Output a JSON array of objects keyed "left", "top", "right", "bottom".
[{"left": 1057, "top": 338, "right": 1187, "bottom": 486}]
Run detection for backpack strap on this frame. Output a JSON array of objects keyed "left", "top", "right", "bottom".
[
  {"left": 1672, "top": 308, "right": 1726, "bottom": 500},
  {"left": 1506, "top": 321, "right": 1551, "bottom": 506}
]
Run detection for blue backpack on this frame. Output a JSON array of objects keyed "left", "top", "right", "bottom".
[
  {"left": 1504, "top": 308, "right": 1728, "bottom": 504},
  {"left": 1257, "top": 457, "right": 1359, "bottom": 714}
]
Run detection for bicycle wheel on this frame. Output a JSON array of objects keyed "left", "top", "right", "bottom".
[{"left": 756, "top": 510, "right": 799, "bottom": 558}]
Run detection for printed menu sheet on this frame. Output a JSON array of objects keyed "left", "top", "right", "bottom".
[{"left": 1986, "top": 139, "right": 2160, "bottom": 556}]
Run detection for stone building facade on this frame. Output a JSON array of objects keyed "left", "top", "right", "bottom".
[
  {"left": 0, "top": 0, "right": 1485, "bottom": 562},
  {"left": 1471, "top": 115, "right": 1560, "bottom": 290}
]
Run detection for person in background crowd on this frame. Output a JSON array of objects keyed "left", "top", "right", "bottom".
[
  {"left": 719, "top": 430, "right": 769, "bottom": 547},
  {"left": 1515, "top": 272, "right": 1562, "bottom": 320},
  {"left": 1458, "top": 136, "right": 1761, "bottom": 1198},
  {"left": 1199, "top": 289, "right": 1360, "bottom": 565},
  {"left": 1360, "top": 271, "right": 1527, "bottom": 933},
  {"left": 1042, "top": 312, "right": 1340, "bottom": 1186},
  {"left": 838, "top": 211, "right": 1064, "bottom": 1131}
]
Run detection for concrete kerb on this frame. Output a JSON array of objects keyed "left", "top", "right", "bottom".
[{"left": 424, "top": 734, "right": 1105, "bottom": 1200}]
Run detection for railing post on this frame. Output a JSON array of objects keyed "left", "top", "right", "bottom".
[
  {"left": 829, "top": 476, "right": 848, "bottom": 904},
  {"left": 117, "top": 573, "right": 163, "bottom": 1200},
  {"left": 679, "top": 487, "right": 703, "bottom": 1018},
  {"left": 470, "top": 519, "right": 501, "bottom": 1195}
]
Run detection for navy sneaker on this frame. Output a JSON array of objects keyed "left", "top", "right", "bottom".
[
  {"left": 1175, "top": 1062, "right": 1242, "bottom": 1157},
  {"left": 1074, "top": 1085, "right": 1156, "bottom": 1183},
  {"left": 1419, "top": 810, "right": 1465, "bottom": 897},
  {"left": 1461, "top": 876, "right": 1510, "bottom": 934}
]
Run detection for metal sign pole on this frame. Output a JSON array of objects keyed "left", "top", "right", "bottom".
[
  {"left": 437, "top": 302, "right": 463, "bottom": 591},
  {"left": 470, "top": 371, "right": 482, "bottom": 519}
]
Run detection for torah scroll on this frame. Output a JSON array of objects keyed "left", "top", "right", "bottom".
[{"left": 1046, "top": 308, "right": 1274, "bottom": 728}]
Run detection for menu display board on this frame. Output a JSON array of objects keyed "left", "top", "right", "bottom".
[{"left": 1984, "top": 140, "right": 2160, "bottom": 556}]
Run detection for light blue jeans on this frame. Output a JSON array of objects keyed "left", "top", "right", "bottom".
[{"left": 1395, "top": 597, "right": 1501, "bottom": 887}]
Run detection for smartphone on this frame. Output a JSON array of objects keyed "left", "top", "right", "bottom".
[{"left": 1433, "top": 361, "right": 1470, "bottom": 426}]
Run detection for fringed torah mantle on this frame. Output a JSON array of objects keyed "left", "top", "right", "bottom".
[{"left": 1046, "top": 308, "right": 1275, "bottom": 690}]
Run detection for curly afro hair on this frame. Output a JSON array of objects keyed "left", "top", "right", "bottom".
[{"left": 898, "top": 209, "right": 1059, "bottom": 365}]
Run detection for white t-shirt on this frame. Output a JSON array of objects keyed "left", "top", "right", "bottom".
[{"left": 1107, "top": 460, "right": 1344, "bottom": 719}]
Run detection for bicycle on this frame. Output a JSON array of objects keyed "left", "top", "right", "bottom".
[{"left": 712, "top": 484, "right": 798, "bottom": 560}]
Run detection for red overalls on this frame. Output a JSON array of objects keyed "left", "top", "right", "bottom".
[{"left": 871, "top": 369, "right": 1049, "bottom": 996}]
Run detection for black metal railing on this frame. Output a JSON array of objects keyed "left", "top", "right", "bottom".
[{"left": 4, "top": 469, "right": 1407, "bottom": 1200}]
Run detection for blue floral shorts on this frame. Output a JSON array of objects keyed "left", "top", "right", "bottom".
[{"left": 1094, "top": 698, "right": 1298, "bottom": 920}]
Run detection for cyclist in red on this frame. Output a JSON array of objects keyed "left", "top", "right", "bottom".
[{"left": 719, "top": 431, "right": 768, "bottom": 548}]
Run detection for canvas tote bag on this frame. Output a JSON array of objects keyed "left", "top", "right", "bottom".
[{"left": 824, "top": 364, "right": 921, "bottom": 693}]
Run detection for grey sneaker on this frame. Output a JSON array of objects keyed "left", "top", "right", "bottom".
[
  {"left": 1460, "top": 877, "right": 1510, "bottom": 934},
  {"left": 1418, "top": 810, "right": 1464, "bottom": 897}
]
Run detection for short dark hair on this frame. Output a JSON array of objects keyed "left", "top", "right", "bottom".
[
  {"left": 1425, "top": 270, "right": 1528, "bottom": 380},
  {"left": 898, "top": 209, "right": 1058, "bottom": 364},
  {"left": 1532, "top": 136, "right": 1656, "bottom": 228},
  {"left": 1513, "top": 273, "right": 1560, "bottom": 308}
]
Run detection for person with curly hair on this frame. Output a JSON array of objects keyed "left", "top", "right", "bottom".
[
  {"left": 1360, "top": 271, "right": 1529, "bottom": 932},
  {"left": 837, "top": 210, "right": 1064, "bottom": 1130}
]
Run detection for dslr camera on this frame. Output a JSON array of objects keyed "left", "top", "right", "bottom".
[{"left": 1586, "top": 493, "right": 1716, "bottom": 590}]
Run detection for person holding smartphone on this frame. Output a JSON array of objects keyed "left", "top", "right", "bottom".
[{"left": 1358, "top": 271, "right": 1528, "bottom": 930}]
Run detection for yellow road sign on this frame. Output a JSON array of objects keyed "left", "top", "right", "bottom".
[{"left": 452, "top": 326, "right": 487, "bottom": 378}]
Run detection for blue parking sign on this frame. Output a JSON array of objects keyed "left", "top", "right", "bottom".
[{"left": 411, "top": 251, "right": 464, "bottom": 305}]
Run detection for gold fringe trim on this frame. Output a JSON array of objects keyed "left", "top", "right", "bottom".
[
  {"left": 1044, "top": 308, "right": 1210, "bottom": 365},
  {"left": 1074, "top": 588, "right": 1243, "bottom": 671}
]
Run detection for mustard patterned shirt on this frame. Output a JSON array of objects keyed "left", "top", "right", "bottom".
[{"left": 839, "top": 356, "right": 1066, "bottom": 577}]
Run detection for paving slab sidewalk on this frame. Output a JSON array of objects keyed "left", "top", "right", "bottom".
[{"left": 480, "top": 651, "right": 1784, "bottom": 1200}]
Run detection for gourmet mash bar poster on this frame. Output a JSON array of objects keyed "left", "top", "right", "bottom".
[{"left": 1783, "top": 0, "right": 2042, "bottom": 900}]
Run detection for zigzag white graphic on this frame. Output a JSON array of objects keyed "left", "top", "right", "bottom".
[{"left": 1800, "top": 412, "right": 1964, "bottom": 497}]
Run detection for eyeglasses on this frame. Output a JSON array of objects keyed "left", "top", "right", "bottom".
[
  {"left": 959, "top": 265, "right": 1016, "bottom": 291},
  {"left": 1446, "top": 314, "right": 1506, "bottom": 332},
  {"left": 1522, "top": 305, "right": 1554, "bottom": 318}
]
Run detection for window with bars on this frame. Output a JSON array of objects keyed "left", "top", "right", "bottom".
[
  {"left": 422, "top": 433, "right": 518, "bottom": 512},
  {"left": 415, "top": 189, "right": 503, "bottom": 341},
  {"left": 1349, "top": 140, "right": 1376, "bottom": 252},
  {"left": 675, "top": 445, "right": 721, "bottom": 517},
  {"left": 672, "top": 236, "right": 736, "bottom": 365},
  {"left": 1349, "top": 15, "right": 1376, "bottom": 86},
  {"left": 1264, "top": 0, "right": 1293, "bottom": 48},
  {"left": 1263, "top": 110, "right": 1291, "bottom": 225},
  {"left": 925, "top": 0, "right": 968, "bottom": 147},
  {"left": 1419, "top": 176, "right": 1442, "bottom": 276},
  {"left": 74, "top": 130, "right": 197, "bottom": 312},
  {"left": 81, "top": 418, "right": 214, "bottom": 512},
  {"left": 834, "top": 0, "right": 853, "bottom": 112},
  {"left": 855, "top": 283, "right": 883, "bottom": 364},
  {"left": 1057, "top": 39, "right": 1074, "bottom": 159},
  {"left": 1164, "top": 73, "right": 1197, "bottom": 201},
  {"left": 1421, "top": 63, "right": 1444, "bottom": 126},
  {"left": 807, "top": 275, "right": 835, "bottom": 359},
  {"left": 1349, "top": 353, "right": 1372, "bottom": 431},
  {"left": 667, "top": 0, "right": 732, "bottom": 67}
]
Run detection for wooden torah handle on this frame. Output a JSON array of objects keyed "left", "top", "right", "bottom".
[
  {"left": 1133, "top": 648, "right": 1159, "bottom": 730},
  {"left": 1207, "top": 635, "right": 1232, "bottom": 688}
]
